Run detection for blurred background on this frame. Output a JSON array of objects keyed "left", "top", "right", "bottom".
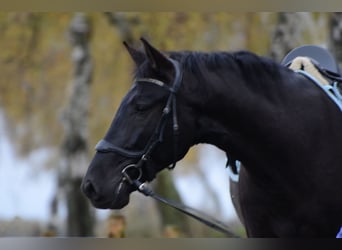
[{"left": 0, "top": 12, "right": 341, "bottom": 237}]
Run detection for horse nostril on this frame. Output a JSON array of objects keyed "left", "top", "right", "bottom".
[{"left": 82, "top": 180, "right": 97, "bottom": 198}]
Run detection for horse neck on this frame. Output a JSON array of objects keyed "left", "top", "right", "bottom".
[{"left": 190, "top": 53, "right": 292, "bottom": 165}]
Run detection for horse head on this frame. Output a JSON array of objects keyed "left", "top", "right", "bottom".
[{"left": 81, "top": 39, "right": 197, "bottom": 209}]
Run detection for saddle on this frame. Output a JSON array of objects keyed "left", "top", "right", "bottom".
[
  {"left": 282, "top": 45, "right": 342, "bottom": 111},
  {"left": 281, "top": 44, "right": 341, "bottom": 79}
]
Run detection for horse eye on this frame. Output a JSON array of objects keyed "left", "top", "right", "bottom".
[
  {"left": 134, "top": 101, "right": 150, "bottom": 112},
  {"left": 136, "top": 104, "right": 147, "bottom": 111}
]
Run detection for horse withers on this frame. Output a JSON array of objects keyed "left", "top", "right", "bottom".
[{"left": 82, "top": 39, "right": 342, "bottom": 237}]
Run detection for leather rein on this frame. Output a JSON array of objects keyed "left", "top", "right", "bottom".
[{"left": 95, "top": 58, "right": 239, "bottom": 237}]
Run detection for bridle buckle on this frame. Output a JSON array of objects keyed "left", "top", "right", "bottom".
[{"left": 121, "top": 164, "right": 143, "bottom": 185}]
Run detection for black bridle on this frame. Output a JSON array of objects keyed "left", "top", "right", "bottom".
[
  {"left": 95, "top": 58, "right": 182, "bottom": 183},
  {"left": 94, "top": 58, "right": 240, "bottom": 237}
]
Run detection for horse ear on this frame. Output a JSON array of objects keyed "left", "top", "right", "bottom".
[
  {"left": 123, "top": 41, "right": 145, "bottom": 66},
  {"left": 140, "top": 37, "right": 173, "bottom": 71}
]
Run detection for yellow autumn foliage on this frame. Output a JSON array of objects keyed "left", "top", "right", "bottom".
[{"left": 0, "top": 12, "right": 327, "bottom": 165}]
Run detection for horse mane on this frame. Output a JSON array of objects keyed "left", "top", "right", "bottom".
[
  {"left": 168, "top": 50, "right": 284, "bottom": 84},
  {"left": 133, "top": 49, "right": 286, "bottom": 93}
]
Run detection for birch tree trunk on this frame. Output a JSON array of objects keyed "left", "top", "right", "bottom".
[
  {"left": 269, "top": 12, "right": 309, "bottom": 62},
  {"left": 328, "top": 12, "right": 342, "bottom": 71},
  {"left": 104, "top": 12, "right": 141, "bottom": 45},
  {"left": 58, "top": 13, "right": 94, "bottom": 236}
]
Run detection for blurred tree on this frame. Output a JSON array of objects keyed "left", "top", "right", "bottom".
[
  {"left": 269, "top": 12, "right": 315, "bottom": 62},
  {"left": 57, "top": 13, "right": 95, "bottom": 236},
  {"left": 328, "top": 12, "right": 342, "bottom": 70},
  {"left": 104, "top": 12, "right": 142, "bottom": 45},
  {"left": 270, "top": 13, "right": 300, "bottom": 61},
  {"left": 0, "top": 13, "right": 71, "bottom": 155},
  {"left": 153, "top": 171, "right": 191, "bottom": 236}
]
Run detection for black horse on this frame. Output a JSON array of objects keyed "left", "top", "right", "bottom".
[{"left": 82, "top": 38, "right": 342, "bottom": 237}]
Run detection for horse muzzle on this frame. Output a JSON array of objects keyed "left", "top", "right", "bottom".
[{"left": 81, "top": 176, "right": 132, "bottom": 209}]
